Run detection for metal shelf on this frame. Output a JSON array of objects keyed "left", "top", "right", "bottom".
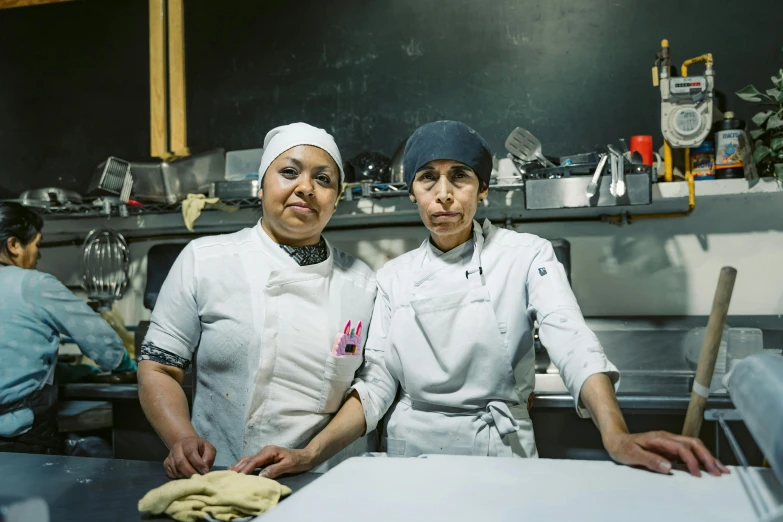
[
  {"left": 22, "top": 178, "right": 783, "bottom": 245},
  {"left": 33, "top": 197, "right": 263, "bottom": 218}
]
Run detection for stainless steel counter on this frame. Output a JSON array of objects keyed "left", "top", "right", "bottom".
[{"left": 0, "top": 453, "right": 318, "bottom": 522}]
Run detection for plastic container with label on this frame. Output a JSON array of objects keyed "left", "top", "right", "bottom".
[
  {"left": 715, "top": 111, "right": 746, "bottom": 179},
  {"left": 691, "top": 141, "right": 715, "bottom": 180}
]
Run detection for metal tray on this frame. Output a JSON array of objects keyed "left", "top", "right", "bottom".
[
  {"left": 525, "top": 172, "right": 652, "bottom": 210},
  {"left": 213, "top": 180, "right": 259, "bottom": 199}
]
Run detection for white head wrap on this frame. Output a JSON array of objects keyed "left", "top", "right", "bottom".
[{"left": 257, "top": 122, "right": 344, "bottom": 184}]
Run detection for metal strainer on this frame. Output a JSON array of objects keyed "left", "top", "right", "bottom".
[{"left": 80, "top": 229, "right": 131, "bottom": 310}]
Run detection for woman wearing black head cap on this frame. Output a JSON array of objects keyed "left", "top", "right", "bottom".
[{"left": 239, "top": 121, "right": 727, "bottom": 479}]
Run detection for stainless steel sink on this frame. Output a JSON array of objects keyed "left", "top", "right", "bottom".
[{"left": 533, "top": 315, "right": 783, "bottom": 397}]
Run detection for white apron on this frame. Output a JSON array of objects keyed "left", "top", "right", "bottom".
[
  {"left": 242, "top": 253, "right": 375, "bottom": 470},
  {"left": 383, "top": 224, "right": 537, "bottom": 458}
]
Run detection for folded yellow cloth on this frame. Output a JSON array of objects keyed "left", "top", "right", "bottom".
[
  {"left": 182, "top": 194, "right": 220, "bottom": 232},
  {"left": 138, "top": 470, "right": 292, "bottom": 522},
  {"left": 181, "top": 194, "right": 240, "bottom": 232}
]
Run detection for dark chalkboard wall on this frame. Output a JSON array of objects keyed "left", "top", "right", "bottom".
[
  {"left": 1, "top": 0, "right": 781, "bottom": 197},
  {"left": 0, "top": 0, "right": 149, "bottom": 198}
]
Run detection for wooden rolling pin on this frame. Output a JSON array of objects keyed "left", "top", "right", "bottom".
[{"left": 682, "top": 266, "right": 737, "bottom": 438}]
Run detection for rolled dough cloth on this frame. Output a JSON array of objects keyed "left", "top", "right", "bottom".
[{"left": 138, "top": 470, "right": 291, "bottom": 522}]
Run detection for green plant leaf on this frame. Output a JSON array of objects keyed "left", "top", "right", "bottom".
[
  {"left": 778, "top": 89, "right": 783, "bottom": 104},
  {"left": 753, "top": 110, "right": 774, "bottom": 126},
  {"left": 773, "top": 136, "right": 783, "bottom": 152},
  {"left": 755, "top": 139, "right": 765, "bottom": 149},
  {"left": 753, "top": 145, "right": 772, "bottom": 164},
  {"left": 736, "top": 85, "right": 763, "bottom": 102},
  {"left": 767, "top": 114, "right": 783, "bottom": 130},
  {"left": 750, "top": 128, "right": 766, "bottom": 139},
  {"left": 775, "top": 163, "right": 783, "bottom": 181},
  {"left": 768, "top": 88, "right": 781, "bottom": 99}
]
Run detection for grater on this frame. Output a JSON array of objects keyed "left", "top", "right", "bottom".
[{"left": 89, "top": 157, "right": 135, "bottom": 203}]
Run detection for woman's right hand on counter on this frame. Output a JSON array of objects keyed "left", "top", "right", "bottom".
[
  {"left": 164, "top": 436, "right": 216, "bottom": 479},
  {"left": 229, "top": 446, "right": 316, "bottom": 478}
]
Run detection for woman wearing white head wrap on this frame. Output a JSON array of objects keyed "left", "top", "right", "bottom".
[
  {"left": 256, "top": 123, "right": 345, "bottom": 252},
  {"left": 138, "top": 123, "right": 377, "bottom": 478}
]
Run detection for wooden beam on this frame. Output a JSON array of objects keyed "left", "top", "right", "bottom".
[
  {"left": 149, "top": 0, "right": 169, "bottom": 159},
  {"left": 167, "top": 0, "right": 189, "bottom": 157},
  {"left": 0, "top": 0, "right": 72, "bottom": 8}
]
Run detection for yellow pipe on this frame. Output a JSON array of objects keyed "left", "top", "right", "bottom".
[
  {"left": 662, "top": 141, "right": 694, "bottom": 210},
  {"left": 687, "top": 172, "right": 695, "bottom": 210},
  {"left": 681, "top": 53, "right": 713, "bottom": 77},
  {"left": 664, "top": 140, "right": 673, "bottom": 182},
  {"left": 684, "top": 149, "right": 695, "bottom": 210}
]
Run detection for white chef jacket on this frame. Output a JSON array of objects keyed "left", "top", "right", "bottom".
[
  {"left": 352, "top": 220, "right": 619, "bottom": 453},
  {"left": 144, "top": 222, "right": 377, "bottom": 466}
]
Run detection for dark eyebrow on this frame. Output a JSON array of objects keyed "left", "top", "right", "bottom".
[
  {"left": 281, "top": 157, "right": 304, "bottom": 169},
  {"left": 312, "top": 165, "right": 336, "bottom": 173},
  {"left": 416, "top": 165, "right": 436, "bottom": 173}
]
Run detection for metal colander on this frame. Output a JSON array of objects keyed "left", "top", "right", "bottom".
[{"left": 80, "top": 229, "right": 131, "bottom": 309}]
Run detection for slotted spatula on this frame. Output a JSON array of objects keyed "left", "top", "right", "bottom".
[{"left": 505, "top": 127, "right": 557, "bottom": 168}]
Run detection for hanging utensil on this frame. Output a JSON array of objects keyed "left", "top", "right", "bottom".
[
  {"left": 607, "top": 149, "right": 617, "bottom": 197},
  {"left": 585, "top": 154, "right": 609, "bottom": 198},
  {"left": 616, "top": 140, "right": 628, "bottom": 197},
  {"left": 505, "top": 127, "right": 557, "bottom": 168},
  {"left": 607, "top": 145, "right": 626, "bottom": 197}
]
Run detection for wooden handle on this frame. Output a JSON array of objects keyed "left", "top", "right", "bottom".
[
  {"left": 682, "top": 267, "right": 737, "bottom": 437},
  {"left": 168, "top": 0, "right": 189, "bottom": 157},
  {"left": 149, "top": 0, "right": 169, "bottom": 159}
]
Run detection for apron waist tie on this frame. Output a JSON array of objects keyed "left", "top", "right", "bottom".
[
  {"left": 480, "top": 401, "right": 520, "bottom": 439},
  {"left": 400, "top": 395, "right": 524, "bottom": 439}
]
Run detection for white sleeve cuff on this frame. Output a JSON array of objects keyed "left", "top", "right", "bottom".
[
  {"left": 141, "top": 323, "right": 194, "bottom": 361},
  {"left": 350, "top": 380, "right": 381, "bottom": 435},
  {"left": 570, "top": 360, "right": 621, "bottom": 419}
]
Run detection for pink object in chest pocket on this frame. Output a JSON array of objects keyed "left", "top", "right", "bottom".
[{"left": 332, "top": 320, "right": 363, "bottom": 356}]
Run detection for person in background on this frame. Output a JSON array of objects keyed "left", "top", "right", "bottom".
[
  {"left": 138, "top": 123, "right": 376, "bottom": 479},
  {"left": 0, "top": 202, "right": 135, "bottom": 455},
  {"left": 237, "top": 121, "right": 729, "bottom": 479}
]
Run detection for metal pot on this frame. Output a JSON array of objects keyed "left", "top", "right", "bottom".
[
  {"left": 389, "top": 138, "right": 408, "bottom": 185},
  {"left": 19, "top": 188, "right": 83, "bottom": 208}
]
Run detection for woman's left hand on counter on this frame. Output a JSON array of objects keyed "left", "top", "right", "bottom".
[
  {"left": 229, "top": 446, "right": 315, "bottom": 478},
  {"left": 602, "top": 430, "right": 730, "bottom": 477}
]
